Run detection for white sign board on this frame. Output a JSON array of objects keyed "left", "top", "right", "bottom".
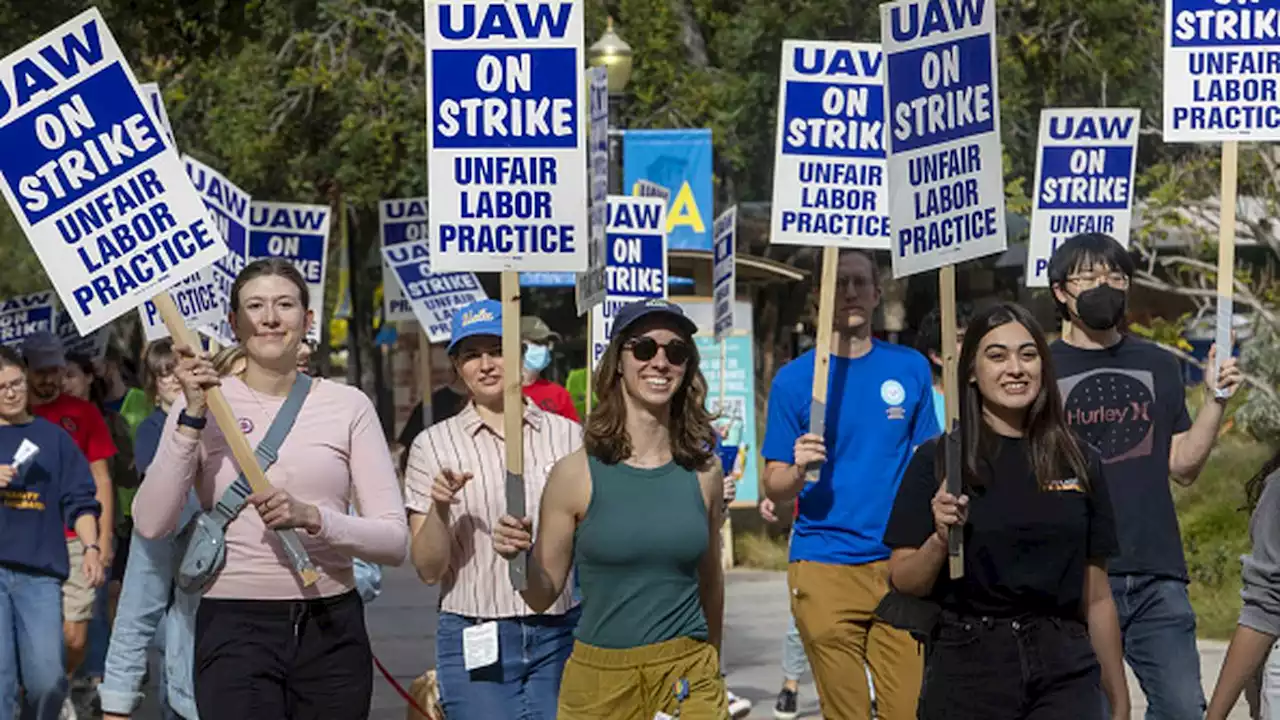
[
  {"left": 184, "top": 156, "right": 249, "bottom": 347},
  {"left": 380, "top": 198, "right": 427, "bottom": 322},
  {"left": 0, "top": 10, "right": 227, "bottom": 334},
  {"left": 137, "top": 267, "right": 222, "bottom": 342},
  {"left": 425, "top": 0, "right": 588, "bottom": 272},
  {"left": 55, "top": 309, "right": 109, "bottom": 359},
  {"left": 382, "top": 240, "right": 488, "bottom": 342},
  {"left": 881, "top": 0, "right": 1007, "bottom": 278},
  {"left": 249, "top": 202, "right": 330, "bottom": 343},
  {"left": 1026, "top": 109, "right": 1140, "bottom": 287},
  {"left": 1164, "top": 0, "right": 1280, "bottom": 142},
  {"left": 713, "top": 206, "right": 736, "bottom": 341},
  {"left": 138, "top": 82, "right": 175, "bottom": 147},
  {"left": 575, "top": 65, "right": 609, "bottom": 315},
  {"left": 0, "top": 291, "right": 56, "bottom": 347},
  {"left": 770, "top": 41, "right": 889, "bottom": 249},
  {"left": 590, "top": 196, "right": 668, "bottom": 369}
]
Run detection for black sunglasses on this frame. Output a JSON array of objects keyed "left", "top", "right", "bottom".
[{"left": 624, "top": 336, "right": 691, "bottom": 366}]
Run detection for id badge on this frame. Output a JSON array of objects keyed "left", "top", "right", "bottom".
[{"left": 462, "top": 621, "right": 499, "bottom": 671}]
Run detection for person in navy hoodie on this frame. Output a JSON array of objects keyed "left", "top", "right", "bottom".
[{"left": 0, "top": 344, "right": 103, "bottom": 720}]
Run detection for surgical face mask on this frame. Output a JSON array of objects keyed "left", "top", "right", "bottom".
[
  {"left": 1074, "top": 285, "right": 1127, "bottom": 331},
  {"left": 523, "top": 343, "right": 551, "bottom": 373}
]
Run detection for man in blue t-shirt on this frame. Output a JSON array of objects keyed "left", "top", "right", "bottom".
[
  {"left": 762, "top": 250, "right": 939, "bottom": 720},
  {"left": 1048, "top": 233, "right": 1242, "bottom": 719}
]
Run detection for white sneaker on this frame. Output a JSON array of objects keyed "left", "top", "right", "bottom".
[
  {"left": 58, "top": 696, "right": 78, "bottom": 720},
  {"left": 726, "top": 689, "right": 753, "bottom": 719}
]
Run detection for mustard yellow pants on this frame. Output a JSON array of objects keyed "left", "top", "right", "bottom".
[{"left": 557, "top": 636, "right": 728, "bottom": 719}]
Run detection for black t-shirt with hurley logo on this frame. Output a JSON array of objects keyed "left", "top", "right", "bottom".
[{"left": 1051, "top": 336, "right": 1193, "bottom": 581}]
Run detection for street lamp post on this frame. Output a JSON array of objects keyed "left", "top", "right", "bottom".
[{"left": 588, "top": 17, "right": 633, "bottom": 195}]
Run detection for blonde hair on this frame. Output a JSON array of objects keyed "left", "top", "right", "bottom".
[{"left": 212, "top": 346, "right": 247, "bottom": 377}]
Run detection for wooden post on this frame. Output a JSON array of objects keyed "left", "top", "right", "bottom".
[
  {"left": 152, "top": 294, "right": 319, "bottom": 587},
  {"left": 806, "top": 247, "right": 839, "bottom": 484},
  {"left": 1214, "top": 141, "right": 1238, "bottom": 396},
  {"left": 585, "top": 311, "right": 594, "bottom": 416},
  {"left": 939, "top": 265, "right": 964, "bottom": 580},
  {"left": 500, "top": 271, "right": 528, "bottom": 590},
  {"left": 418, "top": 329, "right": 434, "bottom": 421}
]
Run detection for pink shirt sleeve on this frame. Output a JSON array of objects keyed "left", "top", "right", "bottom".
[
  {"left": 131, "top": 399, "right": 201, "bottom": 540},
  {"left": 312, "top": 394, "right": 409, "bottom": 566}
]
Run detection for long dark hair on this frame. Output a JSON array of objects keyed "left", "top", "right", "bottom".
[
  {"left": 944, "top": 303, "right": 1091, "bottom": 490},
  {"left": 1245, "top": 449, "right": 1280, "bottom": 513},
  {"left": 584, "top": 316, "right": 716, "bottom": 471}
]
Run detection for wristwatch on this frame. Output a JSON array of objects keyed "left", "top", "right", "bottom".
[
  {"left": 83, "top": 544, "right": 100, "bottom": 554},
  {"left": 177, "top": 410, "right": 208, "bottom": 431}
]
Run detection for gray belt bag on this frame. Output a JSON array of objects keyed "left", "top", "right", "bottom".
[{"left": 177, "top": 373, "right": 313, "bottom": 594}]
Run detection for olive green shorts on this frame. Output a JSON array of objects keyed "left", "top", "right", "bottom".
[{"left": 557, "top": 636, "right": 728, "bottom": 719}]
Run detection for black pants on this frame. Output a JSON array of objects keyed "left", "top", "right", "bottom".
[
  {"left": 194, "top": 590, "right": 373, "bottom": 719},
  {"left": 918, "top": 612, "right": 1102, "bottom": 720}
]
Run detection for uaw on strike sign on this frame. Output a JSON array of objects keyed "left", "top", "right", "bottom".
[
  {"left": 426, "top": 0, "right": 588, "bottom": 273},
  {"left": 0, "top": 10, "right": 225, "bottom": 334}
]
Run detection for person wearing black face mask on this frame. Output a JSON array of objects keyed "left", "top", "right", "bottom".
[{"left": 1047, "top": 232, "right": 1244, "bottom": 720}]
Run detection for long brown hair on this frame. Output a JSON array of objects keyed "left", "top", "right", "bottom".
[
  {"left": 943, "top": 303, "right": 1091, "bottom": 490},
  {"left": 584, "top": 317, "right": 716, "bottom": 470}
]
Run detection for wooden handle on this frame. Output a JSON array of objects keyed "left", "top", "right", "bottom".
[
  {"left": 806, "top": 247, "right": 839, "bottom": 484},
  {"left": 500, "top": 272, "right": 528, "bottom": 590},
  {"left": 939, "top": 265, "right": 964, "bottom": 580},
  {"left": 152, "top": 293, "right": 319, "bottom": 587}
]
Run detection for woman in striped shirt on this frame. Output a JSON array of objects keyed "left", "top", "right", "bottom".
[{"left": 404, "top": 299, "right": 582, "bottom": 720}]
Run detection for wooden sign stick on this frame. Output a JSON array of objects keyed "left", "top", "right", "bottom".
[
  {"left": 939, "top": 265, "right": 964, "bottom": 579},
  {"left": 152, "top": 293, "right": 319, "bottom": 587},
  {"left": 1214, "top": 141, "right": 1239, "bottom": 395},
  {"left": 418, "top": 328, "right": 434, "bottom": 421},
  {"left": 500, "top": 271, "right": 528, "bottom": 590},
  {"left": 806, "top": 247, "right": 839, "bottom": 483},
  {"left": 585, "top": 311, "right": 594, "bottom": 416}
]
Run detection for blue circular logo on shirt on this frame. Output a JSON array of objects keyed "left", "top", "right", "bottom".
[{"left": 880, "top": 380, "right": 906, "bottom": 406}]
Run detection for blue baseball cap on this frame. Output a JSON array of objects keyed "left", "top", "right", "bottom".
[
  {"left": 448, "top": 299, "right": 503, "bottom": 353},
  {"left": 612, "top": 298, "right": 699, "bottom": 339}
]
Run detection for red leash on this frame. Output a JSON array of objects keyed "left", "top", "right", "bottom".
[{"left": 373, "top": 653, "right": 434, "bottom": 718}]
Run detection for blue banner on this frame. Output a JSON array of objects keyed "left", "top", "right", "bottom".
[
  {"left": 698, "top": 333, "right": 759, "bottom": 506},
  {"left": 623, "top": 129, "right": 713, "bottom": 251}
]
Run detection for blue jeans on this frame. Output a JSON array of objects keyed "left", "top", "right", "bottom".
[
  {"left": 436, "top": 606, "right": 580, "bottom": 720},
  {"left": 80, "top": 584, "right": 110, "bottom": 679},
  {"left": 1103, "top": 574, "right": 1205, "bottom": 720},
  {"left": 0, "top": 568, "right": 68, "bottom": 720},
  {"left": 781, "top": 612, "right": 810, "bottom": 682}
]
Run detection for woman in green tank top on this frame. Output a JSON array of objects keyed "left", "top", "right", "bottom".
[{"left": 494, "top": 299, "right": 729, "bottom": 719}]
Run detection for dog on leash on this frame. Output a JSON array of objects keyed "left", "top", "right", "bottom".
[{"left": 407, "top": 669, "right": 445, "bottom": 720}]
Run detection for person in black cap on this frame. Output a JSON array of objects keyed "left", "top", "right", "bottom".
[{"left": 494, "top": 298, "right": 729, "bottom": 718}]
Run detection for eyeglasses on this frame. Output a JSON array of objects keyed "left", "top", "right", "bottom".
[
  {"left": 0, "top": 377, "right": 27, "bottom": 396},
  {"left": 1066, "top": 272, "right": 1129, "bottom": 290},
  {"left": 624, "top": 337, "right": 691, "bottom": 366}
]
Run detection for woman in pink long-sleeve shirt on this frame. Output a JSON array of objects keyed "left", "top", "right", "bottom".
[{"left": 133, "top": 258, "right": 408, "bottom": 720}]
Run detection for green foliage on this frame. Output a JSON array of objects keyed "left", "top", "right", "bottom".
[{"left": 1238, "top": 322, "right": 1280, "bottom": 440}]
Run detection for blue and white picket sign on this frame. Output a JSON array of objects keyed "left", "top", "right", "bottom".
[
  {"left": 138, "top": 82, "right": 175, "bottom": 148},
  {"left": 184, "top": 155, "right": 249, "bottom": 346},
  {"left": 249, "top": 202, "right": 330, "bottom": 343},
  {"left": 1026, "top": 109, "right": 1140, "bottom": 287},
  {"left": 379, "top": 197, "right": 428, "bottom": 323},
  {"left": 55, "top": 309, "right": 108, "bottom": 358},
  {"left": 0, "top": 9, "right": 227, "bottom": 335},
  {"left": 137, "top": 267, "right": 222, "bottom": 342},
  {"left": 575, "top": 65, "right": 609, "bottom": 315},
  {"left": 881, "top": 0, "right": 1007, "bottom": 278},
  {"left": 589, "top": 196, "right": 668, "bottom": 369},
  {"left": 770, "top": 41, "right": 889, "bottom": 249},
  {"left": 382, "top": 240, "right": 488, "bottom": 342},
  {"left": 1164, "top": 0, "right": 1280, "bottom": 142},
  {"left": 713, "top": 206, "right": 737, "bottom": 341},
  {"left": 425, "top": 0, "right": 588, "bottom": 273},
  {"left": 0, "top": 291, "right": 56, "bottom": 347}
]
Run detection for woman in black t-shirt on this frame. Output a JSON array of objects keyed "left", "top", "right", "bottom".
[{"left": 884, "top": 302, "right": 1129, "bottom": 720}]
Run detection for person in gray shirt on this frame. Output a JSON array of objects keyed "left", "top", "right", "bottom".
[{"left": 1206, "top": 451, "right": 1280, "bottom": 719}]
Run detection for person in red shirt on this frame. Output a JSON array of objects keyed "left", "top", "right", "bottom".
[
  {"left": 21, "top": 331, "right": 116, "bottom": 681},
  {"left": 520, "top": 316, "right": 580, "bottom": 423}
]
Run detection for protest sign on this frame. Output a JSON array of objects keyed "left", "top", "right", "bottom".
[
  {"left": 380, "top": 198, "right": 427, "bottom": 322},
  {"left": 631, "top": 179, "right": 671, "bottom": 202},
  {"left": 183, "top": 156, "right": 248, "bottom": 346},
  {"left": 589, "top": 196, "right": 668, "bottom": 369},
  {"left": 55, "top": 309, "right": 109, "bottom": 358},
  {"left": 771, "top": 41, "right": 889, "bottom": 249},
  {"left": 382, "top": 240, "right": 488, "bottom": 342},
  {"left": 1163, "top": 0, "right": 1280, "bottom": 143},
  {"left": 623, "top": 129, "right": 712, "bottom": 250},
  {"left": 426, "top": 0, "right": 588, "bottom": 273},
  {"left": 138, "top": 82, "right": 175, "bottom": 147},
  {"left": 137, "top": 267, "right": 222, "bottom": 342},
  {"left": 0, "top": 291, "right": 56, "bottom": 347},
  {"left": 881, "top": 0, "right": 1007, "bottom": 278},
  {"left": 0, "top": 9, "right": 227, "bottom": 335},
  {"left": 575, "top": 65, "right": 609, "bottom": 315},
  {"left": 713, "top": 206, "right": 736, "bottom": 341},
  {"left": 1026, "top": 109, "right": 1140, "bottom": 287},
  {"left": 248, "top": 202, "right": 330, "bottom": 343}
]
